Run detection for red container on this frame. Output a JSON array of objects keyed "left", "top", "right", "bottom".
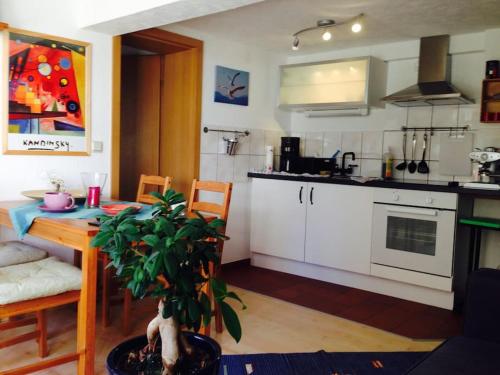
[{"left": 87, "top": 186, "right": 101, "bottom": 208}]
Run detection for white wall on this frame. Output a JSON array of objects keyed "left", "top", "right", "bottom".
[{"left": 0, "top": 0, "right": 113, "bottom": 260}]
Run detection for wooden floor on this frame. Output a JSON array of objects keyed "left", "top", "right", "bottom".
[
  {"left": 222, "top": 263, "right": 463, "bottom": 339},
  {"left": 0, "top": 287, "right": 441, "bottom": 374}
]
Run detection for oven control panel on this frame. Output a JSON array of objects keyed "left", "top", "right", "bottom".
[{"left": 374, "top": 189, "right": 457, "bottom": 210}]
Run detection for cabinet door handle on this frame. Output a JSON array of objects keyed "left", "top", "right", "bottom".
[
  {"left": 299, "top": 186, "right": 303, "bottom": 204},
  {"left": 310, "top": 187, "right": 314, "bottom": 205}
]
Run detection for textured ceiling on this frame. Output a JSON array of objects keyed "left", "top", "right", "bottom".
[{"left": 164, "top": 0, "right": 500, "bottom": 54}]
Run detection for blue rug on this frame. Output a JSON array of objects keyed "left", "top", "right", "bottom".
[{"left": 219, "top": 351, "right": 428, "bottom": 375}]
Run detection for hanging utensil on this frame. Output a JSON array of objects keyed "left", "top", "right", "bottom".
[
  {"left": 396, "top": 132, "right": 408, "bottom": 171},
  {"left": 407, "top": 132, "right": 417, "bottom": 174},
  {"left": 417, "top": 133, "right": 430, "bottom": 174}
]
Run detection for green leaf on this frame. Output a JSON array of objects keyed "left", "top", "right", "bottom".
[
  {"left": 187, "top": 298, "right": 201, "bottom": 322},
  {"left": 211, "top": 278, "right": 227, "bottom": 300},
  {"left": 149, "top": 191, "right": 164, "bottom": 201},
  {"left": 209, "top": 218, "right": 226, "bottom": 228},
  {"left": 91, "top": 231, "right": 113, "bottom": 247},
  {"left": 226, "top": 291, "right": 246, "bottom": 309},
  {"left": 199, "top": 291, "right": 211, "bottom": 327},
  {"left": 142, "top": 234, "right": 160, "bottom": 247},
  {"left": 163, "top": 252, "right": 178, "bottom": 279},
  {"left": 117, "top": 223, "right": 139, "bottom": 235},
  {"left": 219, "top": 301, "right": 242, "bottom": 343},
  {"left": 175, "top": 225, "right": 194, "bottom": 241}
]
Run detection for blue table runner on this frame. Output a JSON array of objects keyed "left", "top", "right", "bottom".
[{"left": 8, "top": 201, "right": 155, "bottom": 239}]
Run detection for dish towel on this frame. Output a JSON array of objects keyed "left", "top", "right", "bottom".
[{"left": 8, "top": 201, "right": 155, "bottom": 239}]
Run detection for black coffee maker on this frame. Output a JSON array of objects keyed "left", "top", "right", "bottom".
[{"left": 279, "top": 137, "right": 301, "bottom": 173}]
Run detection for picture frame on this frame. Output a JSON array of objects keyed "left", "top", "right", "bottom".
[
  {"left": 3, "top": 28, "right": 91, "bottom": 155},
  {"left": 214, "top": 65, "right": 249, "bottom": 106}
]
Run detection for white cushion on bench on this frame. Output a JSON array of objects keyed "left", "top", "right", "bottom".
[
  {"left": 0, "top": 257, "right": 81, "bottom": 305},
  {"left": 0, "top": 241, "right": 47, "bottom": 267}
]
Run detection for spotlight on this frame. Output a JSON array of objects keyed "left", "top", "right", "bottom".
[
  {"left": 351, "top": 22, "right": 362, "bottom": 33},
  {"left": 322, "top": 30, "right": 332, "bottom": 41},
  {"left": 292, "top": 36, "right": 300, "bottom": 50}
]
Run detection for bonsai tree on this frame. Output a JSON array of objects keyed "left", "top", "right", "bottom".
[{"left": 91, "top": 190, "right": 245, "bottom": 374}]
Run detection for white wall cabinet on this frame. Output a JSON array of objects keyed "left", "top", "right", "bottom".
[
  {"left": 279, "top": 56, "right": 386, "bottom": 113},
  {"left": 250, "top": 179, "right": 374, "bottom": 274},
  {"left": 250, "top": 178, "right": 307, "bottom": 262},
  {"left": 304, "top": 183, "right": 374, "bottom": 274}
]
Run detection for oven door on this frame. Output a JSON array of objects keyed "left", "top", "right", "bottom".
[{"left": 371, "top": 203, "right": 455, "bottom": 277}]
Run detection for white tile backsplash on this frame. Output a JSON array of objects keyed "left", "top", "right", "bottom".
[
  {"left": 250, "top": 155, "right": 265, "bottom": 172},
  {"left": 360, "top": 159, "right": 381, "bottom": 178},
  {"left": 305, "top": 132, "right": 323, "bottom": 157},
  {"left": 200, "top": 154, "right": 218, "bottom": 180},
  {"left": 250, "top": 129, "right": 266, "bottom": 155},
  {"left": 200, "top": 130, "right": 219, "bottom": 154},
  {"left": 361, "top": 131, "right": 383, "bottom": 159},
  {"left": 216, "top": 154, "right": 235, "bottom": 182},
  {"left": 382, "top": 131, "right": 405, "bottom": 159},
  {"left": 341, "top": 131, "right": 362, "bottom": 155},
  {"left": 431, "top": 106, "right": 459, "bottom": 127},
  {"left": 407, "top": 107, "right": 432, "bottom": 127},
  {"left": 234, "top": 155, "right": 250, "bottom": 183},
  {"left": 322, "top": 131, "right": 341, "bottom": 158}
]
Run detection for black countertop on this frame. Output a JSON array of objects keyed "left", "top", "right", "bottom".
[{"left": 248, "top": 172, "right": 500, "bottom": 198}]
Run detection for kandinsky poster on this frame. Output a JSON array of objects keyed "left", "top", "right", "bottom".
[{"left": 5, "top": 29, "right": 90, "bottom": 155}]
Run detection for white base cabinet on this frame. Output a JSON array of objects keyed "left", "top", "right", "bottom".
[
  {"left": 250, "top": 179, "right": 374, "bottom": 274},
  {"left": 304, "top": 183, "right": 373, "bottom": 274},
  {"left": 250, "top": 178, "right": 306, "bottom": 262}
]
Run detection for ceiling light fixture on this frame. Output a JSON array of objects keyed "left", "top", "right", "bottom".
[
  {"left": 291, "top": 13, "right": 364, "bottom": 50},
  {"left": 322, "top": 30, "right": 332, "bottom": 41}
]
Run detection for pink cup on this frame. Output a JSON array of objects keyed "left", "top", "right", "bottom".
[{"left": 44, "top": 192, "right": 75, "bottom": 210}]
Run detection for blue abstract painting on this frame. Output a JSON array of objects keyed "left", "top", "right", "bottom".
[{"left": 214, "top": 66, "right": 249, "bottom": 106}]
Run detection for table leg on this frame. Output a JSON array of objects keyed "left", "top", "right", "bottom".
[{"left": 77, "top": 238, "right": 98, "bottom": 375}]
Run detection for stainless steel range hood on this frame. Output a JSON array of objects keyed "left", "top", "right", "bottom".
[{"left": 382, "top": 35, "right": 474, "bottom": 107}]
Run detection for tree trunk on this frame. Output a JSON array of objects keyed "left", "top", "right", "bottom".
[{"left": 147, "top": 300, "right": 180, "bottom": 375}]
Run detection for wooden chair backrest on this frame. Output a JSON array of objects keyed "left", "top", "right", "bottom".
[
  {"left": 187, "top": 180, "right": 232, "bottom": 224},
  {"left": 136, "top": 174, "right": 172, "bottom": 204}
]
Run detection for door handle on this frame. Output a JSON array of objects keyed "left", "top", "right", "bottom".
[
  {"left": 309, "top": 187, "right": 314, "bottom": 205},
  {"left": 386, "top": 207, "right": 438, "bottom": 217},
  {"left": 299, "top": 186, "right": 303, "bottom": 204}
]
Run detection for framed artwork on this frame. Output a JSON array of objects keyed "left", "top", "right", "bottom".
[
  {"left": 214, "top": 65, "right": 249, "bottom": 106},
  {"left": 4, "top": 28, "right": 91, "bottom": 155}
]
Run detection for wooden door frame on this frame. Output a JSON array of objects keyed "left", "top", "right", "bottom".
[{"left": 111, "top": 29, "right": 203, "bottom": 199}]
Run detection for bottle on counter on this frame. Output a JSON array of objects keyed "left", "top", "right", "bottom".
[
  {"left": 265, "top": 145, "right": 274, "bottom": 173},
  {"left": 382, "top": 152, "right": 394, "bottom": 180}
]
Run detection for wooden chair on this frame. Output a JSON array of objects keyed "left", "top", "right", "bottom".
[
  {"left": 187, "top": 180, "right": 233, "bottom": 336},
  {"left": 0, "top": 258, "right": 81, "bottom": 374},
  {"left": 101, "top": 174, "right": 172, "bottom": 333}
]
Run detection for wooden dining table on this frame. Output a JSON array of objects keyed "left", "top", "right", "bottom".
[{"left": 0, "top": 201, "right": 99, "bottom": 375}]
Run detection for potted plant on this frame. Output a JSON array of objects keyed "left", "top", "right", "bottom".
[{"left": 91, "top": 190, "right": 245, "bottom": 375}]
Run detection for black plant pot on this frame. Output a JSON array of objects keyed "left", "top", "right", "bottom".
[{"left": 106, "top": 331, "right": 221, "bottom": 375}]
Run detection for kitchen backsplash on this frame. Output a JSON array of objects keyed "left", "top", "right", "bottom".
[{"left": 201, "top": 105, "right": 500, "bottom": 184}]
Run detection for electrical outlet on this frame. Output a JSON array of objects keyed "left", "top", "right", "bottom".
[{"left": 92, "top": 141, "right": 103, "bottom": 152}]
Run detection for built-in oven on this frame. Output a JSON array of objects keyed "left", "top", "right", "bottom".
[{"left": 371, "top": 189, "right": 457, "bottom": 278}]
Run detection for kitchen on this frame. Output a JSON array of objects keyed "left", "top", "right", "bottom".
[{"left": 2, "top": 0, "right": 500, "bottom": 374}]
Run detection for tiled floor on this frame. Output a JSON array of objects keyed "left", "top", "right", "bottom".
[{"left": 221, "top": 261, "right": 463, "bottom": 340}]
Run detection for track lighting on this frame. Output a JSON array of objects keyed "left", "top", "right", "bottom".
[
  {"left": 351, "top": 22, "right": 362, "bottom": 33},
  {"left": 291, "top": 13, "right": 364, "bottom": 50}
]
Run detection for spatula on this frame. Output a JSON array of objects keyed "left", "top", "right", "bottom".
[
  {"left": 418, "top": 133, "right": 429, "bottom": 174},
  {"left": 396, "top": 132, "right": 408, "bottom": 171},
  {"left": 407, "top": 132, "right": 417, "bottom": 174}
]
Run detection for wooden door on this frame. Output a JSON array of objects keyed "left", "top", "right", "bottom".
[
  {"left": 304, "top": 183, "right": 374, "bottom": 274},
  {"left": 119, "top": 55, "right": 161, "bottom": 201},
  {"left": 250, "top": 179, "right": 307, "bottom": 262},
  {"left": 160, "top": 48, "right": 202, "bottom": 198}
]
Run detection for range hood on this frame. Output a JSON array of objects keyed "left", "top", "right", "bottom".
[{"left": 383, "top": 35, "right": 474, "bottom": 107}]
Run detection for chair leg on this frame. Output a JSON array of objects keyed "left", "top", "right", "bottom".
[
  {"left": 36, "top": 310, "right": 48, "bottom": 358},
  {"left": 102, "top": 253, "right": 111, "bottom": 327},
  {"left": 73, "top": 250, "right": 82, "bottom": 268},
  {"left": 123, "top": 289, "right": 132, "bottom": 335}
]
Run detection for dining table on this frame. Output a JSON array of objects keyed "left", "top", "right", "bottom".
[{"left": 0, "top": 200, "right": 100, "bottom": 375}]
